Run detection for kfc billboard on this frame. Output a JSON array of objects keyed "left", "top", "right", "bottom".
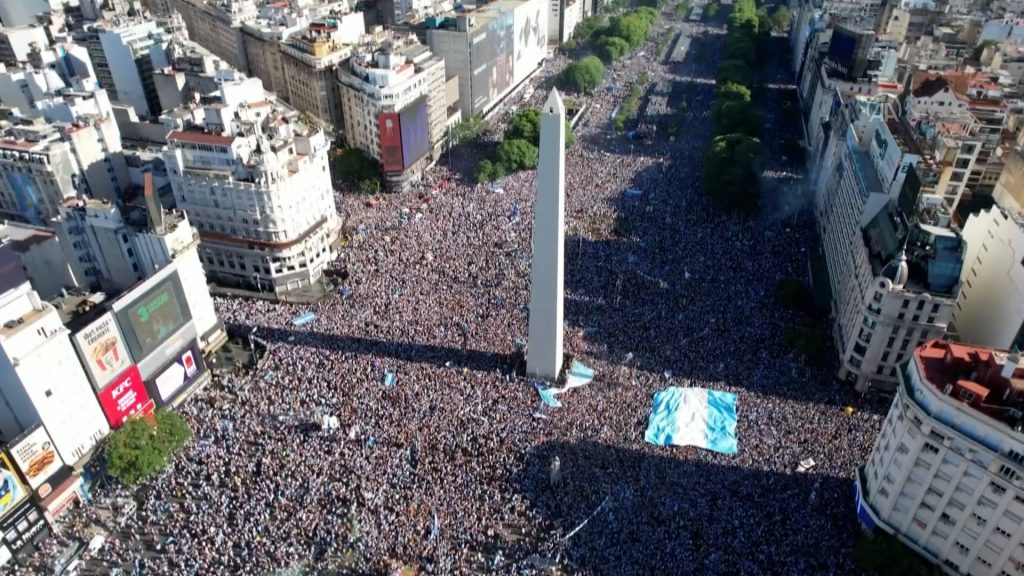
[
  {"left": 378, "top": 112, "right": 403, "bottom": 173},
  {"left": 148, "top": 340, "right": 205, "bottom": 405},
  {"left": 73, "top": 313, "right": 133, "bottom": 390},
  {"left": 97, "top": 365, "right": 154, "bottom": 428},
  {"left": 8, "top": 427, "right": 63, "bottom": 491}
]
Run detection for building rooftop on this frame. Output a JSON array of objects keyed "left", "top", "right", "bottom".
[
  {"left": 50, "top": 291, "right": 108, "bottom": 331},
  {"left": 915, "top": 340, "right": 1024, "bottom": 432},
  {"left": 167, "top": 130, "right": 237, "bottom": 146}
]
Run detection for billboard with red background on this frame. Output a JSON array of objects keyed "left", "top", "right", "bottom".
[
  {"left": 378, "top": 112, "right": 403, "bottom": 173},
  {"left": 97, "top": 365, "right": 154, "bottom": 428}
]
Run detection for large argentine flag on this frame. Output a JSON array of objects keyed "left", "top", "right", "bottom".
[{"left": 644, "top": 387, "right": 738, "bottom": 454}]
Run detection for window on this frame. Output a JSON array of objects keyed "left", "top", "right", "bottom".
[
  {"left": 959, "top": 389, "right": 976, "bottom": 402},
  {"left": 902, "top": 299, "right": 910, "bottom": 309},
  {"left": 999, "top": 464, "right": 1019, "bottom": 482},
  {"left": 1008, "top": 450, "right": 1024, "bottom": 466},
  {"left": 990, "top": 483, "right": 1006, "bottom": 496},
  {"left": 917, "top": 300, "right": 926, "bottom": 311},
  {"left": 924, "top": 443, "right": 941, "bottom": 455}
]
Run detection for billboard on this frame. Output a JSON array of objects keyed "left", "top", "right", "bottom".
[
  {"left": 8, "top": 427, "right": 63, "bottom": 491},
  {"left": 0, "top": 454, "right": 27, "bottom": 522},
  {"left": 378, "top": 112, "right": 403, "bottom": 173},
  {"left": 399, "top": 97, "right": 429, "bottom": 170},
  {"left": 513, "top": 0, "right": 548, "bottom": 87},
  {"left": 824, "top": 25, "right": 873, "bottom": 81},
  {"left": 97, "top": 365, "right": 154, "bottom": 428},
  {"left": 471, "top": 12, "right": 515, "bottom": 113},
  {"left": 0, "top": 244, "right": 26, "bottom": 296},
  {"left": 4, "top": 172, "right": 43, "bottom": 225},
  {"left": 113, "top": 270, "right": 191, "bottom": 362},
  {"left": 147, "top": 340, "right": 204, "bottom": 405},
  {"left": 73, "top": 312, "right": 133, "bottom": 390}
]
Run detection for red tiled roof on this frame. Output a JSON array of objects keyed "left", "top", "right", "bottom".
[{"left": 167, "top": 131, "right": 236, "bottom": 146}]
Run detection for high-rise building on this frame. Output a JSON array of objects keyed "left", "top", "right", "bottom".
[
  {"left": 280, "top": 16, "right": 363, "bottom": 133},
  {"left": 241, "top": 13, "right": 305, "bottom": 101},
  {"left": 857, "top": 339, "right": 1024, "bottom": 576},
  {"left": 815, "top": 100, "right": 964, "bottom": 393},
  {"left": 165, "top": 0, "right": 257, "bottom": 73},
  {"left": 337, "top": 33, "right": 446, "bottom": 190},
  {"left": 954, "top": 206, "right": 1024, "bottom": 351},
  {"left": 0, "top": 280, "right": 109, "bottom": 467},
  {"left": 83, "top": 18, "right": 172, "bottom": 118},
  {"left": 0, "top": 26, "right": 50, "bottom": 66},
  {"left": 162, "top": 76, "right": 340, "bottom": 294}
]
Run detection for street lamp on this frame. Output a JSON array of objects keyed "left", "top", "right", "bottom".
[{"left": 248, "top": 326, "right": 258, "bottom": 367}]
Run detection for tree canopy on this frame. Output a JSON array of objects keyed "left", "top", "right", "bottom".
[
  {"left": 105, "top": 410, "right": 193, "bottom": 486},
  {"left": 704, "top": 134, "right": 764, "bottom": 213},
  {"left": 450, "top": 116, "right": 486, "bottom": 144},
  {"left": 497, "top": 139, "right": 539, "bottom": 172},
  {"left": 771, "top": 5, "right": 792, "bottom": 32},
  {"left": 560, "top": 56, "right": 606, "bottom": 93},
  {"left": 711, "top": 98, "right": 761, "bottom": 137},
  {"left": 330, "top": 148, "right": 379, "bottom": 186},
  {"left": 595, "top": 36, "right": 631, "bottom": 63}
]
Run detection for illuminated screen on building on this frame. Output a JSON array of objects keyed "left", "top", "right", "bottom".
[
  {"left": 4, "top": 172, "right": 43, "bottom": 226},
  {"left": 378, "top": 112, "right": 403, "bottom": 173},
  {"left": 471, "top": 13, "right": 515, "bottom": 111},
  {"left": 114, "top": 273, "right": 191, "bottom": 362},
  {"left": 399, "top": 97, "right": 429, "bottom": 170}
]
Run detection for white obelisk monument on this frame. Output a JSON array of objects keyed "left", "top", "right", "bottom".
[{"left": 526, "top": 89, "right": 566, "bottom": 381}]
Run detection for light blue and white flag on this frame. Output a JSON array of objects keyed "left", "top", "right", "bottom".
[{"left": 644, "top": 387, "right": 738, "bottom": 454}]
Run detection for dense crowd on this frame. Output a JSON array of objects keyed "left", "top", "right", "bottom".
[{"left": 21, "top": 10, "right": 886, "bottom": 576}]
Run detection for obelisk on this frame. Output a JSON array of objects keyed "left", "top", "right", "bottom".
[{"left": 526, "top": 89, "right": 566, "bottom": 381}]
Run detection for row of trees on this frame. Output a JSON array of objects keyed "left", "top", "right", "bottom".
[
  {"left": 613, "top": 73, "right": 650, "bottom": 133},
  {"left": 560, "top": 6, "right": 659, "bottom": 92},
  {"left": 476, "top": 108, "right": 576, "bottom": 183},
  {"left": 703, "top": 0, "right": 766, "bottom": 213}
]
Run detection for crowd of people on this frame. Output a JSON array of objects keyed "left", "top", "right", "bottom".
[{"left": 19, "top": 8, "right": 888, "bottom": 576}]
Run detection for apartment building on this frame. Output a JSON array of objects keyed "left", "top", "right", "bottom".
[
  {"left": 816, "top": 100, "right": 964, "bottom": 393},
  {"left": 337, "top": 33, "right": 446, "bottom": 190},
  {"left": 953, "top": 206, "right": 1024, "bottom": 352},
  {"left": 549, "top": 0, "right": 583, "bottom": 44},
  {"left": 0, "top": 126, "right": 80, "bottom": 226},
  {"left": 993, "top": 147, "right": 1024, "bottom": 213},
  {"left": 165, "top": 0, "right": 256, "bottom": 73},
  {"left": 82, "top": 18, "right": 172, "bottom": 118},
  {"left": 857, "top": 340, "right": 1024, "bottom": 576},
  {"left": 241, "top": 11, "right": 306, "bottom": 100},
  {"left": 162, "top": 76, "right": 340, "bottom": 294},
  {"left": 280, "top": 16, "right": 363, "bottom": 133}
]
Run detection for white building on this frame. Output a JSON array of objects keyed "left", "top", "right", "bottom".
[
  {"left": 816, "top": 101, "right": 964, "bottom": 393},
  {"left": 0, "top": 1, "right": 53, "bottom": 29},
  {"left": 0, "top": 222, "right": 79, "bottom": 300},
  {"left": 83, "top": 19, "right": 172, "bottom": 118},
  {"left": 162, "top": 76, "right": 340, "bottom": 294},
  {"left": 0, "top": 281, "right": 109, "bottom": 467},
  {"left": 337, "top": 33, "right": 446, "bottom": 190},
  {"left": 857, "top": 339, "right": 1024, "bottom": 576},
  {"left": 548, "top": 0, "right": 583, "bottom": 44},
  {"left": 424, "top": 0, "right": 548, "bottom": 119},
  {"left": 0, "top": 26, "right": 50, "bottom": 66},
  {"left": 954, "top": 206, "right": 1024, "bottom": 351}
]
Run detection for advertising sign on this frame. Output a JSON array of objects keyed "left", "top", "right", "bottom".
[
  {"left": 0, "top": 454, "right": 28, "bottom": 522},
  {"left": 148, "top": 340, "right": 204, "bottom": 405},
  {"left": 8, "top": 428, "right": 63, "bottom": 491},
  {"left": 513, "top": 0, "right": 547, "bottom": 87},
  {"left": 378, "top": 112, "right": 403, "bottom": 173},
  {"left": 471, "top": 14, "right": 514, "bottom": 112},
  {"left": 98, "top": 365, "right": 154, "bottom": 428},
  {"left": 399, "top": 97, "right": 429, "bottom": 170},
  {"left": 0, "top": 244, "right": 26, "bottom": 296},
  {"left": 114, "top": 272, "right": 191, "bottom": 362},
  {"left": 73, "top": 313, "right": 133, "bottom": 390},
  {"left": 5, "top": 172, "right": 43, "bottom": 226}
]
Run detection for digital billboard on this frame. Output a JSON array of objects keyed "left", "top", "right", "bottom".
[
  {"left": 399, "top": 97, "right": 429, "bottom": 170},
  {"left": 98, "top": 365, "right": 154, "bottom": 428},
  {"left": 8, "top": 427, "right": 63, "bottom": 491},
  {"left": 0, "top": 453, "right": 27, "bottom": 522},
  {"left": 114, "top": 271, "right": 191, "bottom": 362},
  {"left": 824, "top": 25, "right": 872, "bottom": 80},
  {"left": 4, "top": 172, "right": 43, "bottom": 226},
  {"left": 378, "top": 112, "right": 403, "bottom": 173},
  {"left": 471, "top": 13, "right": 515, "bottom": 112},
  {"left": 147, "top": 340, "right": 204, "bottom": 405},
  {"left": 513, "top": 0, "right": 548, "bottom": 87},
  {"left": 73, "top": 312, "right": 133, "bottom": 390}
]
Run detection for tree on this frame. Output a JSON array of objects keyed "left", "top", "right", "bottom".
[
  {"left": 704, "top": 2, "right": 719, "bottom": 18},
  {"left": 717, "top": 59, "right": 753, "bottom": 87},
  {"left": 971, "top": 39, "right": 1000, "bottom": 62},
  {"left": 564, "top": 120, "right": 576, "bottom": 148},
  {"left": 575, "top": 15, "right": 606, "bottom": 43},
  {"left": 497, "top": 139, "right": 539, "bottom": 171},
  {"left": 450, "top": 116, "right": 486, "bottom": 144},
  {"left": 724, "top": 32, "right": 757, "bottom": 65},
  {"left": 717, "top": 82, "right": 752, "bottom": 103},
  {"left": 105, "top": 410, "right": 193, "bottom": 486},
  {"left": 711, "top": 98, "right": 761, "bottom": 137},
  {"left": 595, "top": 36, "right": 631, "bottom": 63},
  {"left": 607, "top": 13, "right": 650, "bottom": 49},
  {"left": 560, "top": 56, "right": 606, "bottom": 93},
  {"left": 771, "top": 5, "right": 792, "bottom": 32},
  {"left": 360, "top": 178, "right": 382, "bottom": 194},
  {"left": 775, "top": 277, "right": 810, "bottom": 311},
  {"left": 704, "top": 133, "right": 764, "bottom": 212},
  {"left": 331, "top": 148, "right": 379, "bottom": 186},
  {"left": 475, "top": 159, "right": 506, "bottom": 183},
  {"left": 506, "top": 108, "right": 542, "bottom": 144}
]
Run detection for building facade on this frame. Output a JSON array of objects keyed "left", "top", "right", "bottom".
[
  {"left": 162, "top": 78, "right": 340, "bottom": 294},
  {"left": 337, "top": 34, "right": 446, "bottom": 190},
  {"left": 858, "top": 340, "right": 1024, "bottom": 576},
  {"left": 83, "top": 19, "right": 172, "bottom": 118},
  {"left": 0, "top": 132, "right": 80, "bottom": 227},
  {"left": 165, "top": 0, "right": 256, "bottom": 73}
]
